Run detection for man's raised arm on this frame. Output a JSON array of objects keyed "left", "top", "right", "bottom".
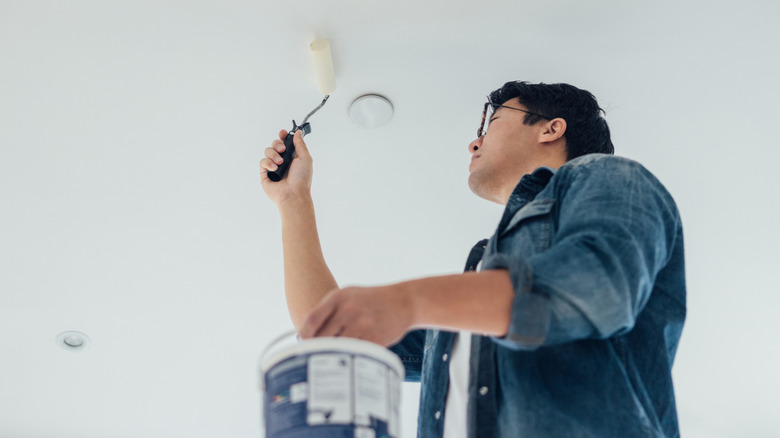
[{"left": 259, "top": 129, "right": 337, "bottom": 330}]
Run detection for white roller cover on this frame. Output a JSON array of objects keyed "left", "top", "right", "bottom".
[{"left": 310, "top": 39, "right": 336, "bottom": 95}]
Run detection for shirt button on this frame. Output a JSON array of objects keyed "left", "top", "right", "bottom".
[
  {"left": 435, "top": 411, "right": 441, "bottom": 420},
  {"left": 479, "top": 386, "right": 489, "bottom": 396},
  {"left": 442, "top": 354, "right": 448, "bottom": 362}
]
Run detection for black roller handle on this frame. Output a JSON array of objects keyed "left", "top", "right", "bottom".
[{"left": 267, "top": 120, "right": 311, "bottom": 182}]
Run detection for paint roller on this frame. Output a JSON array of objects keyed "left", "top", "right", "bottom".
[{"left": 266, "top": 39, "right": 336, "bottom": 182}]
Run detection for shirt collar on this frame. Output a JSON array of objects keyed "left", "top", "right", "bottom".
[{"left": 508, "top": 167, "right": 556, "bottom": 203}]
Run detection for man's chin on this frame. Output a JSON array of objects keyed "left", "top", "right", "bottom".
[
  {"left": 468, "top": 172, "right": 490, "bottom": 201},
  {"left": 468, "top": 172, "right": 505, "bottom": 205}
]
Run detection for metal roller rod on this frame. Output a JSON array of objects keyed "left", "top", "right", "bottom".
[{"left": 303, "top": 95, "right": 330, "bottom": 125}]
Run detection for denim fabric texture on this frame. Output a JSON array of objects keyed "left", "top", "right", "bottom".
[{"left": 389, "top": 154, "right": 686, "bottom": 438}]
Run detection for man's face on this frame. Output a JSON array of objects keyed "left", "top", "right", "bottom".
[{"left": 467, "top": 98, "right": 543, "bottom": 204}]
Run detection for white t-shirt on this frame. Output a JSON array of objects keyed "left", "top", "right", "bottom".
[
  {"left": 442, "top": 330, "right": 471, "bottom": 437},
  {"left": 442, "top": 255, "right": 481, "bottom": 437}
]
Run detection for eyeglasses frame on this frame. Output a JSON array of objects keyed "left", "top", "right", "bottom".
[{"left": 478, "top": 102, "right": 554, "bottom": 138}]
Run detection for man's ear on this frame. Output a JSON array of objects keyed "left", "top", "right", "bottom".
[{"left": 538, "top": 118, "right": 567, "bottom": 144}]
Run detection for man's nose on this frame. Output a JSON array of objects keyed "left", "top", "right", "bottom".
[{"left": 468, "top": 136, "right": 483, "bottom": 153}]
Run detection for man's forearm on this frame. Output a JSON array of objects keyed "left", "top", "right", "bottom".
[
  {"left": 402, "top": 270, "right": 515, "bottom": 336},
  {"left": 278, "top": 195, "right": 338, "bottom": 330}
]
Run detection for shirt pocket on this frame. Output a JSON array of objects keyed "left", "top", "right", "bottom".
[{"left": 498, "top": 198, "right": 556, "bottom": 254}]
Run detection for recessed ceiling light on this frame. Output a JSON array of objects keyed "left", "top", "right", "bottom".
[
  {"left": 348, "top": 94, "right": 394, "bottom": 128},
  {"left": 56, "top": 331, "right": 91, "bottom": 352}
]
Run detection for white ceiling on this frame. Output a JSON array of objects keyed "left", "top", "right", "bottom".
[{"left": 1, "top": 1, "right": 779, "bottom": 437}]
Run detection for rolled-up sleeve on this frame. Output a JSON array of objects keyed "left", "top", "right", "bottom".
[{"left": 483, "top": 157, "right": 680, "bottom": 350}]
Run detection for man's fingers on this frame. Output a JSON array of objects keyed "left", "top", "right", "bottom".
[
  {"left": 273, "top": 129, "right": 308, "bottom": 159},
  {"left": 271, "top": 139, "right": 286, "bottom": 154},
  {"left": 312, "top": 311, "right": 344, "bottom": 338},
  {"left": 300, "top": 293, "right": 338, "bottom": 339},
  {"left": 264, "top": 148, "right": 284, "bottom": 166},
  {"left": 292, "top": 130, "right": 310, "bottom": 158},
  {"left": 260, "top": 157, "right": 278, "bottom": 172}
]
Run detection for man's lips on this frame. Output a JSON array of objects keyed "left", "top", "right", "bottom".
[{"left": 469, "top": 155, "right": 480, "bottom": 171}]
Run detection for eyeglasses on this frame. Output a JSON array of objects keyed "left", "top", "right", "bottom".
[{"left": 477, "top": 102, "right": 553, "bottom": 138}]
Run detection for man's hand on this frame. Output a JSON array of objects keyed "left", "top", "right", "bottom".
[
  {"left": 298, "top": 285, "right": 417, "bottom": 347},
  {"left": 259, "top": 129, "right": 313, "bottom": 208}
]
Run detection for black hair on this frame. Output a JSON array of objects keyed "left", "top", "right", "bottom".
[{"left": 488, "top": 81, "right": 614, "bottom": 160}]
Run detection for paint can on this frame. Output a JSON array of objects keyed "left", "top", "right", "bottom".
[{"left": 259, "top": 330, "right": 405, "bottom": 438}]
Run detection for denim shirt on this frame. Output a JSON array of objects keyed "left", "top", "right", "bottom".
[{"left": 389, "top": 154, "right": 686, "bottom": 438}]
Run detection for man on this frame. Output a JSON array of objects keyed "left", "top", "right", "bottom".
[{"left": 259, "top": 81, "right": 686, "bottom": 437}]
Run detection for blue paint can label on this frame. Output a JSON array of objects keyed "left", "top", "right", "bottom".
[{"left": 262, "top": 341, "right": 402, "bottom": 438}]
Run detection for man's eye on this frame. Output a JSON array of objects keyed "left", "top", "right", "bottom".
[{"left": 489, "top": 117, "right": 498, "bottom": 123}]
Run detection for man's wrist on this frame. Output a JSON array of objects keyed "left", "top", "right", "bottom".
[
  {"left": 277, "top": 193, "right": 314, "bottom": 214},
  {"left": 398, "top": 279, "right": 427, "bottom": 330}
]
